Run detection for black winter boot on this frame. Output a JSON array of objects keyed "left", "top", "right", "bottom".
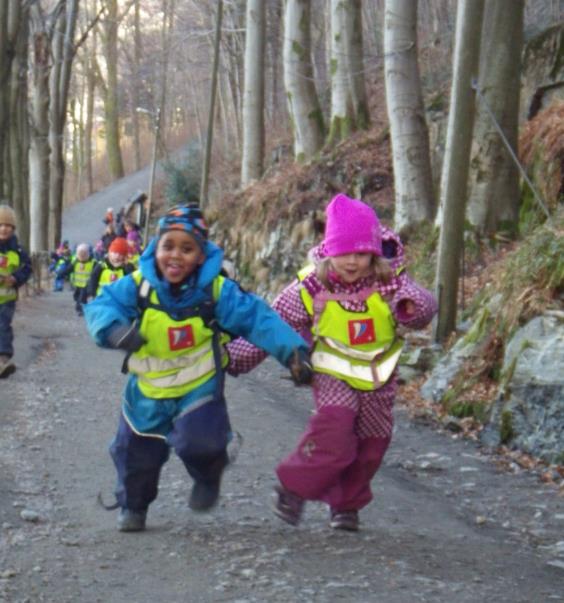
[
  {"left": 117, "top": 509, "right": 147, "bottom": 532},
  {"left": 189, "top": 478, "right": 221, "bottom": 512}
]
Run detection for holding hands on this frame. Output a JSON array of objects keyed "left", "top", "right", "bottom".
[{"left": 288, "top": 348, "right": 314, "bottom": 386}]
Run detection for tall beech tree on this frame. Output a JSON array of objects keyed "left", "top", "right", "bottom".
[
  {"left": 283, "top": 0, "right": 324, "bottom": 161},
  {"left": 384, "top": 0, "right": 435, "bottom": 234}
]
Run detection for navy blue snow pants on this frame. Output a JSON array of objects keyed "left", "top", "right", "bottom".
[
  {"left": 109, "top": 396, "right": 231, "bottom": 512},
  {"left": 0, "top": 301, "right": 16, "bottom": 357}
]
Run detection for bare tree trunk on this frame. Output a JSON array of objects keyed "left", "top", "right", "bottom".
[
  {"left": 348, "top": 0, "right": 369, "bottom": 129},
  {"left": 266, "top": 0, "right": 283, "bottom": 124},
  {"left": 157, "top": 0, "right": 175, "bottom": 146},
  {"left": 241, "top": 0, "right": 265, "bottom": 185},
  {"left": 85, "top": 52, "right": 96, "bottom": 195},
  {"left": 101, "top": 0, "right": 125, "bottom": 181},
  {"left": 283, "top": 0, "right": 324, "bottom": 162},
  {"left": 0, "top": 1, "right": 22, "bottom": 199},
  {"left": 74, "top": 85, "right": 85, "bottom": 201},
  {"left": 48, "top": 0, "right": 79, "bottom": 248},
  {"left": 466, "top": 0, "right": 524, "bottom": 234},
  {"left": 218, "top": 1, "right": 244, "bottom": 154},
  {"left": 434, "top": 0, "right": 485, "bottom": 342},
  {"left": 189, "top": 72, "right": 204, "bottom": 146},
  {"left": 218, "top": 71, "right": 231, "bottom": 152},
  {"left": 0, "top": 3, "right": 10, "bottom": 197},
  {"left": 132, "top": 0, "right": 141, "bottom": 170},
  {"left": 200, "top": 0, "right": 223, "bottom": 207},
  {"left": 328, "top": 0, "right": 369, "bottom": 144},
  {"left": 29, "top": 16, "right": 51, "bottom": 253},
  {"left": 8, "top": 5, "right": 29, "bottom": 247},
  {"left": 384, "top": 0, "right": 435, "bottom": 234}
]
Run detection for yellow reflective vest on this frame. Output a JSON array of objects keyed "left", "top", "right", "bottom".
[
  {"left": 298, "top": 266, "right": 403, "bottom": 391},
  {"left": 72, "top": 258, "right": 96, "bottom": 289},
  {"left": 96, "top": 265, "right": 128, "bottom": 296},
  {"left": 0, "top": 249, "right": 19, "bottom": 303},
  {"left": 127, "top": 271, "right": 230, "bottom": 399}
]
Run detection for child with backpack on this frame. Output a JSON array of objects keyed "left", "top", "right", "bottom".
[
  {"left": 0, "top": 205, "right": 32, "bottom": 378},
  {"left": 227, "top": 194, "right": 437, "bottom": 531},
  {"left": 84, "top": 204, "right": 312, "bottom": 532}
]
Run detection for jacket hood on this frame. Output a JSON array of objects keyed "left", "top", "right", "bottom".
[{"left": 138, "top": 236, "right": 224, "bottom": 308}]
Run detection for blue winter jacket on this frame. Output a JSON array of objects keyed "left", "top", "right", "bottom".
[{"left": 84, "top": 237, "right": 308, "bottom": 436}]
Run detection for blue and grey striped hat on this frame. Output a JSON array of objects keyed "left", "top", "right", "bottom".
[{"left": 157, "top": 204, "right": 208, "bottom": 248}]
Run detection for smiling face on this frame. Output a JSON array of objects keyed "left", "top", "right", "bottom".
[
  {"left": 0, "top": 223, "right": 15, "bottom": 242},
  {"left": 329, "top": 252, "right": 373, "bottom": 284},
  {"left": 108, "top": 251, "right": 126, "bottom": 267},
  {"left": 156, "top": 230, "right": 205, "bottom": 284}
]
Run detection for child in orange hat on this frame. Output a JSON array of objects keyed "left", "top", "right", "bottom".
[{"left": 87, "top": 237, "right": 133, "bottom": 298}]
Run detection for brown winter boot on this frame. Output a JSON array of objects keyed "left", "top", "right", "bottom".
[
  {"left": 330, "top": 510, "right": 359, "bottom": 532},
  {"left": 0, "top": 355, "right": 15, "bottom": 379}
]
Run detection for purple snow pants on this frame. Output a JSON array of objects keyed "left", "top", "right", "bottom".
[{"left": 276, "top": 405, "right": 390, "bottom": 512}]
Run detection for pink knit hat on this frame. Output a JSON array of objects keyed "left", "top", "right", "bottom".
[{"left": 321, "top": 194, "right": 382, "bottom": 257}]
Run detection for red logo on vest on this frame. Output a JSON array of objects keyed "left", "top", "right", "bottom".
[
  {"left": 168, "top": 325, "right": 195, "bottom": 351},
  {"left": 0, "top": 256, "right": 7, "bottom": 268},
  {"left": 110, "top": 273, "right": 118, "bottom": 282},
  {"left": 348, "top": 319, "right": 376, "bottom": 345}
]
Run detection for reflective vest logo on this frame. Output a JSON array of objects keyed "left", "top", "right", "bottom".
[
  {"left": 348, "top": 319, "right": 376, "bottom": 345},
  {"left": 110, "top": 273, "right": 118, "bottom": 282},
  {"left": 168, "top": 325, "right": 195, "bottom": 351},
  {"left": 0, "top": 256, "right": 7, "bottom": 268}
]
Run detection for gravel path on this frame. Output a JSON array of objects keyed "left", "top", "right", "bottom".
[{"left": 0, "top": 291, "right": 562, "bottom": 603}]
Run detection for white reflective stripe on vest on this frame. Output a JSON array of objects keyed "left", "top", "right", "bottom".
[
  {"left": 312, "top": 344, "right": 403, "bottom": 387},
  {"left": 320, "top": 336, "right": 391, "bottom": 361},
  {"left": 128, "top": 345, "right": 226, "bottom": 390},
  {"left": 0, "top": 286, "right": 15, "bottom": 298}
]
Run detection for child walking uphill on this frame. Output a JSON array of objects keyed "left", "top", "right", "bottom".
[
  {"left": 84, "top": 205, "right": 312, "bottom": 532},
  {"left": 0, "top": 204, "right": 32, "bottom": 378},
  {"left": 66, "top": 244, "right": 96, "bottom": 316},
  {"left": 87, "top": 237, "right": 133, "bottom": 299},
  {"left": 227, "top": 194, "right": 437, "bottom": 531}
]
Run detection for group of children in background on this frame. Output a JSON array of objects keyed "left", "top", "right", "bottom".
[
  {"left": 2, "top": 194, "right": 437, "bottom": 537},
  {"left": 48, "top": 208, "right": 143, "bottom": 315}
]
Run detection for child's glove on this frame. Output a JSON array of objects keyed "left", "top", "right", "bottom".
[
  {"left": 288, "top": 349, "right": 314, "bottom": 386},
  {"left": 106, "top": 322, "right": 146, "bottom": 352}
]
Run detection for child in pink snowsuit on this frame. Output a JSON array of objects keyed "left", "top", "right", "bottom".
[{"left": 227, "top": 194, "right": 437, "bottom": 531}]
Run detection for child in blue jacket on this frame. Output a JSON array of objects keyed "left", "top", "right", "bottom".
[
  {"left": 84, "top": 205, "right": 312, "bottom": 532},
  {"left": 0, "top": 204, "right": 32, "bottom": 378}
]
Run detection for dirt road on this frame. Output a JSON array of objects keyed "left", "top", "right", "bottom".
[{"left": 0, "top": 290, "right": 562, "bottom": 603}]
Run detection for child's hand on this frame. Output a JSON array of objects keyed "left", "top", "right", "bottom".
[
  {"left": 397, "top": 299, "right": 416, "bottom": 317},
  {"left": 288, "top": 349, "right": 314, "bottom": 386},
  {"left": 402, "top": 300, "right": 416, "bottom": 315}
]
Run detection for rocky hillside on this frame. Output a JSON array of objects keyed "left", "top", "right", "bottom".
[{"left": 210, "top": 118, "right": 396, "bottom": 298}]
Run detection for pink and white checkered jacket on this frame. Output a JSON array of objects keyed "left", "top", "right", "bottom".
[{"left": 226, "top": 227, "right": 437, "bottom": 439}]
